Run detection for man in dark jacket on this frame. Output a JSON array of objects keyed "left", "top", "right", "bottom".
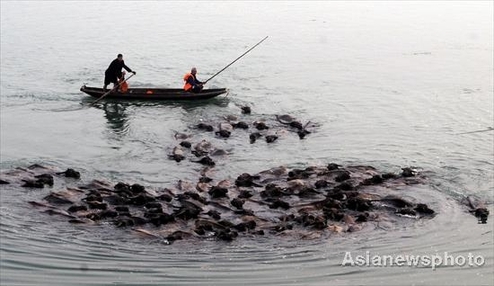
[{"left": 103, "top": 54, "right": 136, "bottom": 90}]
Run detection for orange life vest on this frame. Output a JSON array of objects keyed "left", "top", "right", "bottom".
[
  {"left": 119, "top": 81, "right": 129, "bottom": 93},
  {"left": 183, "top": 73, "right": 194, "bottom": 91}
]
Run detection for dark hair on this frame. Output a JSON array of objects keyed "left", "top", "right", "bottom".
[{"left": 117, "top": 54, "right": 123, "bottom": 58}]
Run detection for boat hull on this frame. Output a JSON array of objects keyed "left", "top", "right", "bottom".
[{"left": 80, "top": 85, "right": 227, "bottom": 100}]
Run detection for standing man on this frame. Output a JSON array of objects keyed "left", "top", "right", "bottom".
[
  {"left": 183, "top": 67, "right": 204, "bottom": 92},
  {"left": 103, "top": 54, "right": 136, "bottom": 91}
]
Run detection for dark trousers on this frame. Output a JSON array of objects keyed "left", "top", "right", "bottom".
[
  {"left": 104, "top": 71, "right": 122, "bottom": 85},
  {"left": 191, "top": 85, "right": 203, "bottom": 93}
]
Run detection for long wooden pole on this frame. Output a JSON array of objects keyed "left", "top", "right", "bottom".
[
  {"left": 204, "top": 36, "right": 268, "bottom": 84},
  {"left": 90, "top": 73, "right": 135, "bottom": 106}
]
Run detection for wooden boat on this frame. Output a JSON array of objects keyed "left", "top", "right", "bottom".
[{"left": 80, "top": 85, "right": 228, "bottom": 100}]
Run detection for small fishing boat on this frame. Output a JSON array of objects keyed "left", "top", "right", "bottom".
[
  {"left": 81, "top": 36, "right": 268, "bottom": 103},
  {"left": 80, "top": 85, "right": 228, "bottom": 101}
]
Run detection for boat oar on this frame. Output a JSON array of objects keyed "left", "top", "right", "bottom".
[
  {"left": 90, "top": 73, "right": 135, "bottom": 106},
  {"left": 203, "top": 36, "right": 269, "bottom": 84},
  {"left": 456, "top": 127, "right": 493, "bottom": 135}
]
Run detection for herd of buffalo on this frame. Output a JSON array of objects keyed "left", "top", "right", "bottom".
[{"left": 0, "top": 106, "right": 489, "bottom": 244}]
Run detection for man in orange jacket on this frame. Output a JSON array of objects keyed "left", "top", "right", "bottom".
[
  {"left": 118, "top": 71, "right": 129, "bottom": 93},
  {"left": 183, "top": 67, "right": 204, "bottom": 92}
]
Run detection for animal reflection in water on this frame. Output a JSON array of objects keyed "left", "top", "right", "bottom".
[{"left": 5, "top": 163, "right": 487, "bottom": 245}]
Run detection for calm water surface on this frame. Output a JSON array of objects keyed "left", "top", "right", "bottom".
[{"left": 1, "top": 1, "right": 493, "bottom": 285}]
